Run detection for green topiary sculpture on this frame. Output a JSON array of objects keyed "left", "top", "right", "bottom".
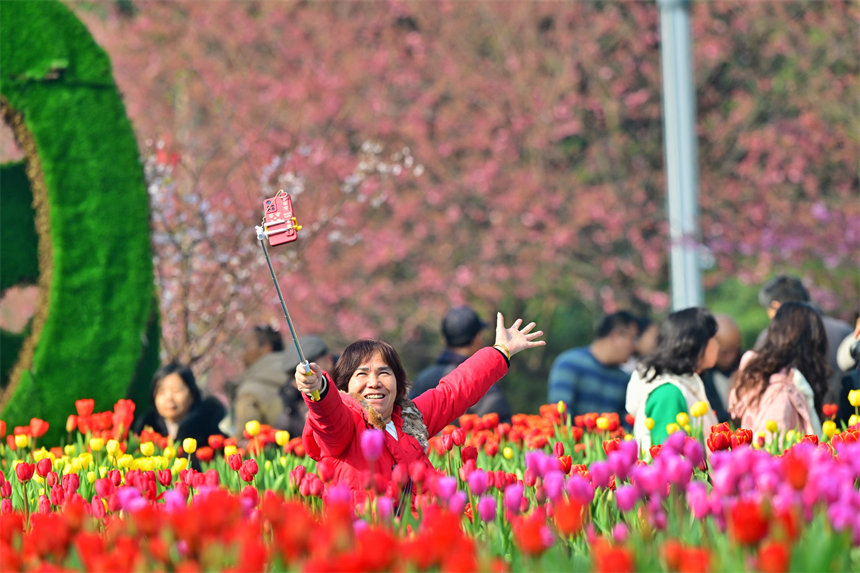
[{"left": 1, "top": 0, "right": 159, "bottom": 444}]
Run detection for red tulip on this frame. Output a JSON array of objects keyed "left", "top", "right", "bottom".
[
  {"left": 729, "top": 499, "right": 768, "bottom": 546},
  {"left": 707, "top": 430, "right": 731, "bottom": 452},
  {"left": 451, "top": 428, "right": 465, "bottom": 447},
  {"left": 0, "top": 420, "right": 5, "bottom": 437},
  {"left": 242, "top": 459, "right": 259, "bottom": 476},
  {"left": 757, "top": 541, "right": 790, "bottom": 573},
  {"left": 75, "top": 399, "right": 95, "bottom": 418},
  {"left": 15, "top": 462, "right": 35, "bottom": 483},
  {"left": 592, "top": 538, "right": 634, "bottom": 573},
  {"left": 821, "top": 403, "right": 838, "bottom": 420},
  {"left": 228, "top": 454, "right": 242, "bottom": 471},
  {"left": 440, "top": 433, "right": 454, "bottom": 452},
  {"left": 35, "top": 458, "right": 52, "bottom": 478},
  {"left": 208, "top": 434, "right": 225, "bottom": 450},
  {"left": 29, "top": 418, "right": 49, "bottom": 438},
  {"left": 783, "top": 452, "right": 808, "bottom": 490},
  {"left": 195, "top": 446, "right": 214, "bottom": 463},
  {"left": 553, "top": 498, "right": 585, "bottom": 537},
  {"left": 553, "top": 441, "right": 565, "bottom": 457}
]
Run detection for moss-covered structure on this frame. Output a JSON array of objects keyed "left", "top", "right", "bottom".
[{"left": 1, "top": 0, "right": 159, "bottom": 443}]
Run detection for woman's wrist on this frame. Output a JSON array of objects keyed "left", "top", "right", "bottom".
[{"left": 493, "top": 343, "right": 511, "bottom": 361}]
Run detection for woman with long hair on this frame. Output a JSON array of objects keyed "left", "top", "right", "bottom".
[
  {"left": 626, "top": 307, "right": 719, "bottom": 451},
  {"left": 729, "top": 301, "right": 829, "bottom": 438}
]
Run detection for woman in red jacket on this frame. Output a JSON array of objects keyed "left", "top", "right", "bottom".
[{"left": 295, "top": 312, "right": 543, "bottom": 494}]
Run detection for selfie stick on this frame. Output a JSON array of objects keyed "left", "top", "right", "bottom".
[{"left": 256, "top": 191, "right": 319, "bottom": 401}]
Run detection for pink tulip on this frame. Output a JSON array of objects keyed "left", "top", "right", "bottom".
[
  {"left": 477, "top": 495, "right": 497, "bottom": 521},
  {"left": 504, "top": 483, "right": 524, "bottom": 515},
  {"left": 360, "top": 429, "right": 385, "bottom": 462}
]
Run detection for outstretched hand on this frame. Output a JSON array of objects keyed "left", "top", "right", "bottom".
[{"left": 494, "top": 312, "right": 545, "bottom": 357}]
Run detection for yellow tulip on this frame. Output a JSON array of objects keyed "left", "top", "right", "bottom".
[
  {"left": 118, "top": 454, "right": 134, "bottom": 469},
  {"left": 140, "top": 441, "right": 155, "bottom": 457},
  {"left": 765, "top": 420, "right": 779, "bottom": 434},
  {"left": 182, "top": 438, "right": 197, "bottom": 454},
  {"left": 849, "top": 414, "right": 860, "bottom": 427},
  {"left": 245, "top": 420, "right": 261, "bottom": 437},
  {"left": 683, "top": 424, "right": 692, "bottom": 435},
  {"left": 557, "top": 401, "right": 566, "bottom": 415},
  {"left": 264, "top": 460, "right": 273, "bottom": 472},
  {"left": 99, "top": 466, "right": 108, "bottom": 478},
  {"left": 86, "top": 471, "right": 96, "bottom": 483},
  {"left": 173, "top": 458, "right": 188, "bottom": 472},
  {"left": 785, "top": 429, "right": 797, "bottom": 444},
  {"left": 106, "top": 440, "right": 121, "bottom": 456},
  {"left": 690, "top": 401, "right": 709, "bottom": 418},
  {"left": 666, "top": 423, "right": 680, "bottom": 435},
  {"left": 14, "top": 434, "right": 29, "bottom": 449},
  {"left": 624, "top": 434, "right": 634, "bottom": 441},
  {"left": 676, "top": 412, "right": 690, "bottom": 427},
  {"left": 279, "top": 456, "right": 288, "bottom": 467},
  {"left": 163, "top": 446, "right": 177, "bottom": 461},
  {"left": 33, "top": 448, "right": 51, "bottom": 462},
  {"left": 822, "top": 420, "right": 837, "bottom": 439},
  {"left": 503, "top": 446, "right": 514, "bottom": 460},
  {"left": 224, "top": 445, "right": 237, "bottom": 458},
  {"left": 39, "top": 487, "right": 45, "bottom": 496},
  {"left": 89, "top": 438, "right": 105, "bottom": 452},
  {"left": 596, "top": 417, "right": 609, "bottom": 431},
  {"left": 848, "top": 389, "right": 860, "bottom": 408},
  {"left": 64, "top": 444, "right": 77, "bottom": 456},
  {"left": 69, "top": 459, "right": 83, "bottom": 473},
  {"left": 78, "top": 453, "right": 94, "bottom": 468},
  {"left": 275, "top": 430, "right": 291, "bottom": 447},
  {"left": 644, "top": 418, "right": 655, "bottom": 431}
]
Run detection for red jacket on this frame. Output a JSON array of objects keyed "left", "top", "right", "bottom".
[{"left": 301, "top": 347, "right": 508, "bottom": 491}]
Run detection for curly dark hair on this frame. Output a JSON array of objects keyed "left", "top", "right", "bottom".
[
  {"left": 639, "top": 307, "right": 717, "bottom": 382},
  {"left": 734, "top": 301, "right": 830, "bottom": 416}
]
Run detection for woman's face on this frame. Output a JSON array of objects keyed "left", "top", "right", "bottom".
[
  {"left": 154, "top": 372, "right": 194, "bottom": 423},
  {"left": 347, "top": 351, "right": 397, "bottom": 421},
  {"left": 698, "top": 336, "right": 720, "bottom": 373}
]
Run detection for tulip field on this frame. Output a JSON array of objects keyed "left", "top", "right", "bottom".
[{"left": 2, "top": 398, "right": 860, "bottom": 572}]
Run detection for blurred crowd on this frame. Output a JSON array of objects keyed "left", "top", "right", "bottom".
[{"left": 131, "top": 273, "right": 859, "bottom": 456}]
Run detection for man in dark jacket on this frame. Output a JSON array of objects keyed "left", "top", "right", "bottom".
[{"left": 410, "top": 306, "right": 512, "bottom": 423}]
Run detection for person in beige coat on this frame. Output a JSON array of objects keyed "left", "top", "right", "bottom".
[{"left": 233, "top": 325, "right": 288, "bottom": 444}]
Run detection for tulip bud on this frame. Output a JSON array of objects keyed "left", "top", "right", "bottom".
[
  {"left": 172, "top": 458, "right": 188, "bottom": 472},
  {"left": 35, "top": 458, "right": 53, "bottom": 478},
  {"left": 503, "top": 446, "right": 514, "bottom": 460},
  {"left": 440, "top": 433, "right": 454, "bottom": 452},
  {"left": 106, "top": 440, "right": 121, "bottom": 457},
  {"left": 245, "top": 420, "right": 261, "bottom": 437},
  {"left": 451, "top": 428, "right": 465, "bottom": 446},
  {"left": 14, "top": 434, "right": 29, "bottom": 449},
  {"left": 676, "top": 412, "right": 690, "bottom": 427},
  {"left": 66, "top": 415, "right": 78, "bottom": 433},
  {"left": 644, "top": 418, "right": 655, "bottom": 431},
  {"left": 182, "top": 438, "right": 197, "bottom": 454},
  {"left": 15, "top": 462, "right": 35, "bottom": 483},
  {"left": 89, "top": 438, "right": 105, "bottom": 452},
  {"left": 228, "top": 454, "right": 243, "bottom": 471},
  {"left": 275, "top": 430, "right": 290, "bottom": 447},
  {"left": 242, "top": 459, "right": 259, "bottom": 476},
  {"left": 360, "top": 429, "right": 385, "bottom": 462},
  {"left": 822, "top": 420, "right": 837, "bottom": 439},
  {"left": 596, "top": 417, "right": 609, "bottom": 431},
  {"left": 690, "top": 401, "right": 709, "bottom": 418}
]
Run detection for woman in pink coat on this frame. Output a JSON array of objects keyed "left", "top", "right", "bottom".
[
  {"left": 294, "top": 313, "right": 544, "bottom": 494},
  {"left": 729, "top": 302, "right": 829, "bottom": 438}
]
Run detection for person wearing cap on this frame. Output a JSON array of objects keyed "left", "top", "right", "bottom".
[
  {"left": 410, "top": 306, "right": 513, "bottom": 423},
  {"left": 276, "top": 335, "right": 335, "bottom": 439},
  {"left": 231, "top": 324, "right": 289, "bottom": 444},
  {"left": 548, "top": 310, "right": 640, "bottom": 420}
]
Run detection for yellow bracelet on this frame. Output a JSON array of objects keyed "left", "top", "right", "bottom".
[{"left": 493, "top": 343, "right": 511, "bottom": 360}]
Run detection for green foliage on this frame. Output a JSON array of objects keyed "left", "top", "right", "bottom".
[
  {"left": 0, "top": 161, "right": 38, "bottom": 290},
  {"left": 706, "top": 277, "right": 770, "bottom": 350},
  {"left": 0, "top": 0, "right": 158, "bottom": 442}
]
